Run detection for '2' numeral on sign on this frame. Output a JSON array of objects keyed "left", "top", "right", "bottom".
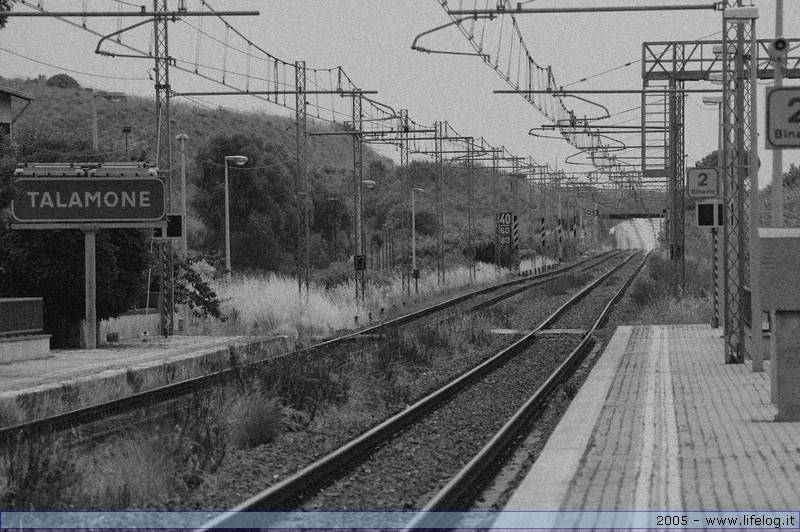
[{"left": 789, "top": 97, "right": 800, "bottom": 123}]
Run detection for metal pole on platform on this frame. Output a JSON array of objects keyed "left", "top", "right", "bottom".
[
  {"left": 176, "top": 133, "right": 188, "bottom": 257},
  {"left": 748, "top": 17, "right": 764, "bottom": 372},
  {"left": 770, "top": 0, "right": 785, "bottom": 399}
]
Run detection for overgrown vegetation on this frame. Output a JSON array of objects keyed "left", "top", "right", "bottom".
[
  {"left": 627, "top": 246, "right": 713, "bottom": 325},
  {"left": 0, "top": 294, "right": 505, "bottom": 510}
]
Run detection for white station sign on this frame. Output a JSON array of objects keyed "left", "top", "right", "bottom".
[
  {"left": 766, "top": 87, "right": 800, "bottom": 150},
  {"left": 687, "top": 167, "right": 719, "bottom": 199}
]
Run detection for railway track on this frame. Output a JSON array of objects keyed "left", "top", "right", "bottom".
[
  {"left": 193, "top": 250, "right": 648, "bottom": 530},
  {"left": 0, "top": 250, "right": 621, "bottom": 445}
]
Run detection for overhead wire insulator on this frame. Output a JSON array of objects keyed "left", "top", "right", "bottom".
[
  {"left": 246, "top": 42, "right": 251, "bottom": 91},
  {"left": 221, "top": 23, "right": 229, "bottom": 84},
  {"left": 193, "top": 1, "right": 204, "bottom": 73}
]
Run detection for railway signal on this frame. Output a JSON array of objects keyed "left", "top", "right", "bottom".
[{"left": 512, "top": 215, "right": 520, "bottom": 251}]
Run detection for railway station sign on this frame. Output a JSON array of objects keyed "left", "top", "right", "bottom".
[
  {"left": 11, "top": 177, "right": 165, "bottom": 224},
  {"left": 686, "top": 167, "right": 719, "bottom": 199},
  {"left": 766, "top": 87, "right": 800, "bottom": 150}
]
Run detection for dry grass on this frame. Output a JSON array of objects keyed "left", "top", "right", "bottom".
[
  {"left": 222, "top": 389, "right": 285, "bottom": 450},
  {"left": 73, "top": 435, "right": 178, "bottom": 509},
  {"left": 0, "top": 400, "right": 26, "bottom": 428},
  {"left": 183, "top": 259, "right": 555, "bottom": 343},
  {"left": 627, "top": 294, "right": 712, "bottom": 325}
]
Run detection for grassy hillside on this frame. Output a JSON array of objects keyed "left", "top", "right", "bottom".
[{"left": 2, "top": 74, "right": 599, "bottom": 272}]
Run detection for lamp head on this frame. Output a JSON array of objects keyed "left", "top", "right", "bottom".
[{"left": 225, "top": 155, "right": 248, "bottom": 166}]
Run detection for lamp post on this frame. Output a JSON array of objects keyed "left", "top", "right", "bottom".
[
  {"left": 327, "top": 197, "right": 339, "bottom": 262},
  {"left": 412, "top": 187, "right": 424, "bottom": 293},
  {"left": 123, "top": 126, "right": 132, "bottom": 159},
  {"left": 361, "top": 180, "right": 376, "bottom": 270},
  {"left": 224, "top": 155, "right": 248, "bottom": 280},
  {"left": 91, "top": 90, "right": 125, "bottom": 152}
]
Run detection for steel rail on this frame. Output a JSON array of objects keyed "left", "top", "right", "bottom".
[
  {"left": 403, "top": 251, "right": 650, "bottom": 529},
  {"left": 192, "top": 252, "right": 638, "bottom": 530},
  {"left": 356, "top": 251, "right": 615, "bottom": 334},
  {"left": 0, "top": 253, "right": 611, "bottom": 443},
  {"left": 436, "top": 250, "right": 622, "bottom": 321}
]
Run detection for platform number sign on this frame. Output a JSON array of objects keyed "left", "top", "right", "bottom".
[
  {"left": 497, "top": 211, "right": 513, "bottom": 248},
  {"left": 687, "top": 167, "right": 719, "bottom": 199},
  {"left": 766, "top": 87, "right": 800, "bottom": 150}
]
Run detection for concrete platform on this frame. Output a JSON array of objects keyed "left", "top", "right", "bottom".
[
  {"left": 505, "top": 324, "right": 800, "bottom": 513},
  {"left": 0, "top": 334, "right": 294, "bottom": 422}
]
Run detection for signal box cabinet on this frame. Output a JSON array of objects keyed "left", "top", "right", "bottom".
[{"left": 759, "top": 228, "right": 800, "bottom": 311}]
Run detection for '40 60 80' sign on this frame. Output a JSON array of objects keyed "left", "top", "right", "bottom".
[{"left": 11, "top": 177, "right": 165, "bottom": 223}]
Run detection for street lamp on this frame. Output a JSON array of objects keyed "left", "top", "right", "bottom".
[
  {"left": 360, "top": 180, "right": 376, "bottom": 269},
  {"left": 327, "top": 197, "right": 339, "bottom": 262},
  {"left": 224, "top": 155, "right": 248, "bottom": 280},
  {"left": 412, "top": 187, "right": 425, "bottom": 293},
  {"left": 91, "top": 90, "right": 126, "bottom": 152},
  {"left": 123, "top": 126, "right": 132, "bottom": 159}
]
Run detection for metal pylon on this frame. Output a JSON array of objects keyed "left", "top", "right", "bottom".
[
  {"left": 400, "top": 109, "right": 411, "bottom": 297},
  {"left": 467, "top": 142, "right": 476, "bottom": 282},
  {"left": 493, "top": 148, "right": 501, "bottom": 271},
  {"left": 153, "top": 0, "right": 173, "bottom": 337},
  {"left": 722, "top": 2, "right": 757, "bottom": 364},
  {"left": 435, "top": 121, "right": 445, "bottom": 285},
  {"left": 295, "top": 60, "right": 310, "bottom": 295},
  {"left": 668, "top": 74, "right": 686, "bottom": 290},
  {"left": 352, "top": 94, "right": 366, "bottom": 302}
]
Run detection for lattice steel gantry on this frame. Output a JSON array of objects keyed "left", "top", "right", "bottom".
[{"left": 642, "top": 29, "right": 800, "bottom": 365}]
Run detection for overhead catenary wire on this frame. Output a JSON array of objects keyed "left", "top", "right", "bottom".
[{"left": 10, "top": 0, "right": 550, "bottom": 180}]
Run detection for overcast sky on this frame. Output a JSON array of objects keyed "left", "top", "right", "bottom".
[{"left": 1, "top": 0, "right": 798, "bottom": 186}]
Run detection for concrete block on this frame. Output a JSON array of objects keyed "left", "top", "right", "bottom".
[{"left": 0, "top": 334, "right": 51, "bottom": 364}]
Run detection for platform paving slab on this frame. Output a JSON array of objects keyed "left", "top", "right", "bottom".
[{"left": 504, "top": 324, "right": 800, "bottom": 518}]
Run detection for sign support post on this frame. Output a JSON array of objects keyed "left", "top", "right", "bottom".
[{"left": 85, "top": 230, "right": 96, "bottom": 349}]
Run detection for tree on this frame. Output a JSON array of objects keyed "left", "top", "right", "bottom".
[
  {"left": 46, "top": 74, "right": 80, "bottom": 89},
  {"left": 0, "top": 0, "right": 13, "bottom": 30},
  {"left": 784, "top": 163, "right": 800, "bottom": 188},
  {"left": 192, "top": 133, "right": 298, "bottom": 273}
]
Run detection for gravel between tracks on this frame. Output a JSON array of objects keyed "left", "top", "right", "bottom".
[
  {"left": 296, "top": 335, "right": 583, "bottom": 511},
  {"left": 554, "top": 254, "right": 642, "bottom": 329}
]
